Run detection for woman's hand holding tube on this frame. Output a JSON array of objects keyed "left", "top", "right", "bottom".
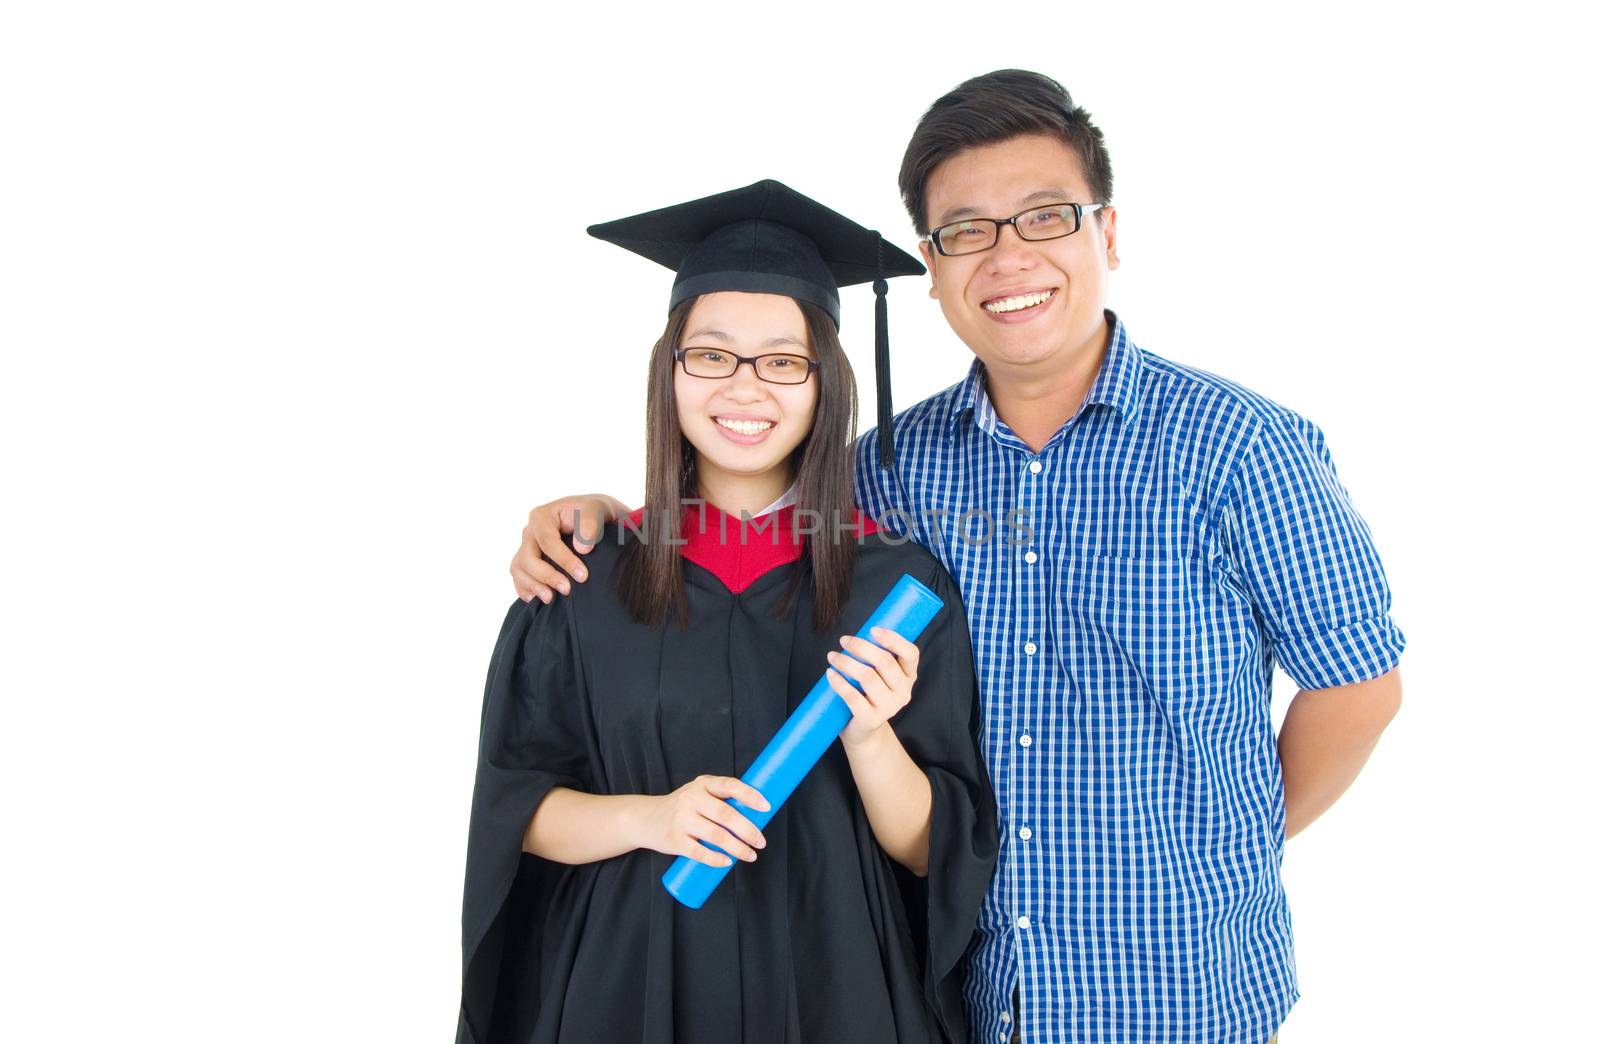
[
  {"left": 633, "top": 775, "right": 772, "bottom": 869},
  {"left": 824, "top": 627, "right": 933, "bottom": 875},
  {"left": 827, "top": 627, "right": 921, "bottom": 750},
  {"left": 522, "top": 776, "right": 769, "bottom": 867}
]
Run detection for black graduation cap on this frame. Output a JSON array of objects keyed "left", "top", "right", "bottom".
[{"left": 587, "top": 179, "right": 924, "bottom": 469}]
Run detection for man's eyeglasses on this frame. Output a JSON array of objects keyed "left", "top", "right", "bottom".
[
  {"left": 924, "top": 202, "right": 1110, "bottom": 257},
  {"left": 674, "top": 347, "right": 819, "bottom": 385}
]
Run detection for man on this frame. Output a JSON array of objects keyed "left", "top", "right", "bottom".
[{"left": 509, "top": 70, "right": 1404, "bottom": 1043}]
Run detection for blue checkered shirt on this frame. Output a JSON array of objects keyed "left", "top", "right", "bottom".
[{"left": 853, "top": 313, "right": 1405, "bottom": 1043}]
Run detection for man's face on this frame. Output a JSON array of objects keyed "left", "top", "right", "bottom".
[{"left": 919, "top": 133, "right": 1119, "bottom": 377}]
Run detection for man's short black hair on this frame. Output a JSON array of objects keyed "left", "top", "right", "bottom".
[{"left": 898, "top": 69, "right": 1114, "bottom": 237}]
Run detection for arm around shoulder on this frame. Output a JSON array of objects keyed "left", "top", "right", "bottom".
[{"left": 510, "top": 493, "right": 631, "bottom": 604}]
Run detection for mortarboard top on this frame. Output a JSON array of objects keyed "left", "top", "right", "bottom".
[{"left": 587, "top": 180, "right": 923, "bottom": 469}]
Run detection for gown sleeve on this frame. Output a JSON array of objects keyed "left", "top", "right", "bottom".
[
  {"left": 458, "top": 596, "right": 593, "bottom": 1044},
  {"left": 887, "top": 557, "right": 999, "bottom": 1041}
]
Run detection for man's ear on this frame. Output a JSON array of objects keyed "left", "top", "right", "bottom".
[
  {"left": 918, "top": 239, "right": 939, "bottom": 300},
  {"left": 1101, "top": 206, "right": 1120, "bottom": 271}
]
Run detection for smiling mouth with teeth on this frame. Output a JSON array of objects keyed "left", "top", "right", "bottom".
[
  {"left": 714, "top": 417, "right": 775, "bottom": 435},
  {"left": 983, "top": 288, "right": 1057, "bottom": 314}
]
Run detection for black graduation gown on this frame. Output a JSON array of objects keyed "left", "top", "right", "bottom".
[{"left": 457, "top": 515, "right": 997, "bottom": 1044}]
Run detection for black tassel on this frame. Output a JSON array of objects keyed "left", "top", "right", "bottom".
[{"left": 874, "top": 234, "right": 894, "bottom": 469}]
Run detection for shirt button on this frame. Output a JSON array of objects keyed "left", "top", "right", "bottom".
[
  {"left": 1016, "top": 915, "right": 1032, "bottom": 930},
  {"left": 1023, "top": 550, "right": 1038, "bottom": 564},
  {"left": 1000, "top": 1012, "right": 1012, "bottom": 1024},
  {"left": 1024, "top": 641, "right": 1037, "bottom": 656},
  {"left": 1028, "top": 460, "right": 1042, "bottom": 474},
  {"left": 1019, "top": 734, "right": 1032, "bottom": 748},
  {"left": 1018, "top": 826, "right": 1033, "bottom": 840}
]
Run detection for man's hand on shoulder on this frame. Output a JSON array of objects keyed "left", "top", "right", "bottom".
[{"left": 511, "top": 494, "right": 630, "bottom": 604}]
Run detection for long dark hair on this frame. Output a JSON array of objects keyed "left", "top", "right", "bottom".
[{"left": 617, "top": 295, "right": 861, "bottom": 633}]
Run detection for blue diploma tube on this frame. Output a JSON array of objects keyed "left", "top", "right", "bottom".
[{"left": 662, "top": 572, "right": 945, "bottom": 909}]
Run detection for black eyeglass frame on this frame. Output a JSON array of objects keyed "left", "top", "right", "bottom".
[
  {"left": 673, "top": 347, "right": 820, "bottom": 385},
  {"left": 923, "top": 202, "right": 1112, "bottom": 257}
]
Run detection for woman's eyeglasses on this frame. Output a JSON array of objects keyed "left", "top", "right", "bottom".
[{"left": 674, "top": 347, "right": 819, "bottom": 385}]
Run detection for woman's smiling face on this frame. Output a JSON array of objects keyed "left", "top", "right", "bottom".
[{"left": 673, "top": 291, "right": 819, "bottom": 494}]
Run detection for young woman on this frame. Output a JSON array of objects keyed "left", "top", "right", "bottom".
[{"left": 458, "top": 181, "right": 997, "bottom": 1044}]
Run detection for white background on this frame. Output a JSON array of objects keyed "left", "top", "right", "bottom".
[{"left": 3, "top": 2, "right": 1596, "bottom": 1041}]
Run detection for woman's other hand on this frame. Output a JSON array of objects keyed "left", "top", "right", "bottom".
[
  {"left": 827, "top": 627, "right": 921, "bottom": 751},
  {"left": 632, "top": 775, "right": 771, "bottom": 868}
]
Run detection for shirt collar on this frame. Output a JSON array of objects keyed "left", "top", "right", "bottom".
[
  {"left": 946, "top": 309, "right": 1143, "bottom": 443},
  {"left": 752, "top": 480, "right": 799, "bottom": 517}
]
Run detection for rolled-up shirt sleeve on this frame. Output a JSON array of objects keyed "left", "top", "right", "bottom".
[{"left": 1222, "top": 408, "right": 1406, "bottom": 690}]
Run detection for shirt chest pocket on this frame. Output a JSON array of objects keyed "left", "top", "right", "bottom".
[{"left": 1054, "top": 552, "right": 1236, "bottom": 709}]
